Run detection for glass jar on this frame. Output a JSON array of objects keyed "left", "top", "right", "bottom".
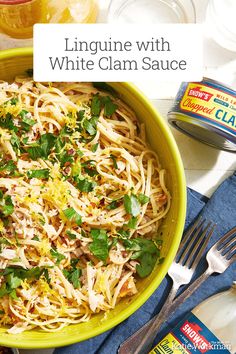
[
  {"left": 206, "top": 0, "right": 236, "bottom": 52},
  {"left": 0, "top": 0, "right": 98, "bottom": 39},
  {"left": 108, "top": 0, "right": 196, "bottom": 24},
  {"left": 46, "top": 0, "right": 97, "bottom": 25},
  {"left": 0, "top": 0, "right": 44, "bottom": 39}
]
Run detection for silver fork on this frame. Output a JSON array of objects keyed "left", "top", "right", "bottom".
[
  {"left": 118, "top": 216, "right": 215, "bottom": 354},
  {"left": 119, "top": 225, "right": 236, "bottom": 354}
]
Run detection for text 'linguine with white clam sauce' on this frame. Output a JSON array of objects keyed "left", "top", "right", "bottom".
[{"left": 0, "top": 77, "right": 170, "bottom": 333}]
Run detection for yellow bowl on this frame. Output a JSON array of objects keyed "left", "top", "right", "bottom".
[{"left": 0, "top": 47, "right": 186, "bottom": 349}]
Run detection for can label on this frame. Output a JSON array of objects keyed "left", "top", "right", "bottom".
[
  {"left": 149, "top": 313, "right": 231, "bottom": 354},
  {"left": 178, "top": 82, "right": 236, "bottom": 136}
]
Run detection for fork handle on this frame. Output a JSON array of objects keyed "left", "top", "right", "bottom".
[
  {"left": 168, "top": 267, "right": 213, "bottom": 312},
  {"left": 118, "top": 268, "right": 213, "bottom": 354},
  {"left": 118, "top": 284, "right": 179, "bottom": 354}
]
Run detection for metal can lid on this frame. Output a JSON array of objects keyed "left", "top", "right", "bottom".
[
  {"left": 202, "top": 77, "right": 236, "bottom": 92},
  {"left": 168, "top": 112, "right": 236, "bottom": 152}
]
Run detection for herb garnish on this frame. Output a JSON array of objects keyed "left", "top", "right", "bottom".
[
  {"left": 63, "top": 261, "right": 81, "bottom": 289},
  {"left": 126, "top": 216, "right": 138, "bottom": 229},
  {"left": 83, "top": 118, "right": 97, "bottom": 136},
  {"left": 63, "top": 207, "right": 82, "bottom": 226},
  {"left": 0, "top": 266, "right": 48, "bottom": 299},
  {"left": 123, "top": 238, "right": 160, "bottom": 277},
  {"left": 91, "top": 94, "right": 117, "bottom": 118},
  {"left": 0, "top": 113, "right": 17, "bottom": 132},
  {"left": 91, "top": 143, "right": 98, "bottom": 152},
  {"left": 75, "top": 176, "right": 96, "bottom": 193},
  {"left": 89, "top": 229, "right": 109, "bottom": 263},
  {"left": 110, "top": 154, "right": 118, "bottom": 169},
  {"left": 107, "top": 200, "right": 118, "bottom": 210},
  {"left": 19, "top": 110, "right": 36, "bottom": 131},
  {"left": 92, "top": 82, "right": 117, "bottom": 97},
  {"left": 10, "top": 132, "right": 21, "bottom": 153},
  {"left": 0, "top": 194, "right": 14, "bottom": 216},
  {"left": 9, "top": 98, "right": 18, "bottom": 106},
  {"left": 91, "top": 94, "right": 101, "bottom": 116},
  {"left": 50, "top": 248, "right": 66, "bottom": 265},
  {"left": 117, "top": 229, "right": 130, "bottom": 239},
  {"left": 0, "top": 160, "right": 17, "bottom": 175},
  {"left": 123, "top": 194, "right": 140, "bottom": 217},
  {"left": 28, "top": 133, "right": 56, "bottom": 160},
  {"left": 102, "top": 96, "right": 117, "bottom": 117},
  {"left": 137, "top": 193, "right": 150, "bottom": 205},
  {"left": 81, "top": 160, "right": 98, "bottom": 177},
  {"left": 66, "top": 230, "right": 77, "bottom": 240},
  {"left": 27, "top": 169, "right": 50, "bottom": 179}
]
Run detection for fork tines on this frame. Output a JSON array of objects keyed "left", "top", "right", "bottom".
[
  {"left": 215, "top": 226, "right": 236, "bottom": 260},
  {"left": 176, "top": 216, "right": 216, "bottom": 269}
]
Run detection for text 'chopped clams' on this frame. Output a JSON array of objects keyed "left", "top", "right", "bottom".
[{"left": 0, "top": 78, "right": 170, "bottom": 333}]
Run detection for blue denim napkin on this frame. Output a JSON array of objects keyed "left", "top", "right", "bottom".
[{"left": 54, "top": 172, "right": 236, "bottom": 354}]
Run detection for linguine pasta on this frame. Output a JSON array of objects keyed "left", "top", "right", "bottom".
[{"left": 0, "top": 78, "right": 170, "bottom": 333}]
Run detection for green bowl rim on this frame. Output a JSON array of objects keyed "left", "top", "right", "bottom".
[{"left": 0, "top": 47, "right": 186, "bottom": 349}]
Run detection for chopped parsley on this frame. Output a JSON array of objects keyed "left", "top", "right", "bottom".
[
  {"left": 0, "top": 160, "right": 17, "bottom": 175},
  {"left": 76, "top": 110, "right": 85, "bottom": 121},
  {"left": 91, "top": 94, "right": 101, "bottom": 116},
  {"left": 93, "top": 82, "right": 117, "bottom": 97},
  {"left": 59, "top": 150, "right": 74, "bottom": 167},
  {"left": 71, "top": 109, "right": 99, "bottom": 141},
  {"left": 3, "top": 266, "right": 44, "bottom": 280},
  {"left": 27, "top": 169, "right": 50, "bottom": 179},
  {"left": 107, "top": 200, "right": 118, "bottom": 210},
  {"left": 32, "top": 236, "right": 40, "bottom": 241},
  {"left": 110, "top": 154, "right": 118, "bottom": 169},
  {"left": 123, "top": 194, "right": 140, "bottom": 217},
  {"left": 63, "top": 264, "right": 81, "bottom": 289},
  {"left": 40, "top": 133, "right": 57, "bottom": 157},
  {"left": 27, "top": 133, "right": 56, "bottom": 160},
  {"left": 137, "top": 193, "right": 150, "bottom": 205},
  {"left": 50, "top": 248, "right": 66, "bottom": 265},
  {"left": 75, "top": 176, "right": 96, "bottom": 193},
  {"left": 27, "top": 145, "right": 42, "bottom": 160},
  {"left": 123, "top": 238, "right": 160, "bottom": 278},
  {"left": 0, "top": 195, "right": 14, "bottom": 216},
  {"left": 91, "top": 143, "right": 99, "bottom": 153},
  {"left": 0, "top": 112, "right": 17, "bottom": 132},
  {"left": 43, "top": 268, "right": 51, "bottom": 283},
  {"left": 66, "top": 230, "right": 77, "bottom": 240},
  {"left": 0, "top": 266, "right": 47, "bottom": 298},
  {"left": 10, "top": 132, "right": 21, "bottom": 153},
  {"left": 117, "top": 229, "right": 130, "bottom": 239},
  {"left": 126, "top": 216, "right": 138, "bottom": 229},
  {"left": 90, "top": 94, "right": 117, "bottom": 118},
  {"left": 19, "top": 110, "right": 36, "bottom": 131},
  {"left": 22, "top": 137, "right": 29, "bottom": 144},
  {"left": 63, "top": 207, "right": 82, "bottom": 226},
  {"left": 102, "top": 96, "right": 117, "bottom": 117},
  {"left": 83, "top": 118, "right": 97, "bottom": 136},
  {"left": 55, "top": 134, "right": 66, "bottom": 155},
  {"left": 89, "top": 229, "right": 109, "bottom": 263},
  {"left": 8, "top": 97, "right": 18, "bottom": 106},
  {"left": 81, "top": 160, "right": 98, "bottom": 177}
]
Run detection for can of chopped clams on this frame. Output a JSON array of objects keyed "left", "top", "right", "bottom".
[{"left": 168, "top": 77, "right": 236, "bottom": 152}]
